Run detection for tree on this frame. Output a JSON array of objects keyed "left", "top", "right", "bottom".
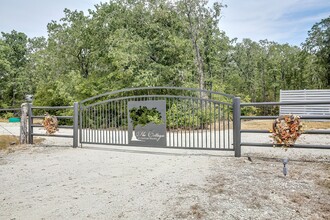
[
  {"left": 303, "top": 16, "right": 330, "bottom": 87},
  {"left": 47, "top": 9, "right": 92, "bottom": 78},
  {"left": 176, "top": 0, "right": 226, "bottom": 96},
  {"left": 0, "top": 39, "right": 12, "bottom": 106},
  {"left": 1, "top": 0, "right": 328, "bottom": 110},
  {"left": 0, "top": 30, "right": 29, "bottom": 106}
]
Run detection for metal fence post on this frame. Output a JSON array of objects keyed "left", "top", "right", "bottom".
[
  {"left": 73, "top": 102, "right": 78, "bottom": 148},
  {"left": 233, "top": 97, "right": 241, "bottom": 157},
  {"left": 79, "top": 103, "right": 82, "bottom": 147},
  {"left": 27, "top": 103, "right": 33, "bottom": 144}
]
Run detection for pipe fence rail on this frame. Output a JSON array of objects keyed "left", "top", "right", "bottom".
[
  {"left": 237, "top": 100, "right": 330, "bottom": 154},
  {"left": 27, "top": 103, "right": 78, "bottom": 147}
]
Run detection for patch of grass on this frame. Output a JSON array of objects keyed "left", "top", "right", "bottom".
[
  {"left": 0, "top": 118, "right": 43, "bottom": 124},
  {"left": 32, "top": 118, "right": 43, "bottom": 124},
  {"left": 0, "top": 135, "right": 19, "bottom": 149},
  {"left": 242, "top": 120, "right": 330, "bottom": 130},
  {"left": 0, "top": 135, "right": 45, "bottom": 150}
]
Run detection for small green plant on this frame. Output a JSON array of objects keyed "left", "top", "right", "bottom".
[
  {"left": 129, "top": 106, "right": 163, "bottom": 128},
  {"left": 2, "top": 112, "right": 14, "bottom": 119},
  {"left": 166, "top": 102, "right": 215, "bottom": 129}
]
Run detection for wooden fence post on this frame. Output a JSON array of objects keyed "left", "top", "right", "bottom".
[{"left": 20, "top": 103, "right": 28, "bottom": 144}]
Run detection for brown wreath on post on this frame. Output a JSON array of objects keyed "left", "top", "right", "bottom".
[
  {"left": 270, "top": 114, "right": 303, "bottom": 150},
  {"left": 43, "top": 113, "right": 58, "bottom": 135}
]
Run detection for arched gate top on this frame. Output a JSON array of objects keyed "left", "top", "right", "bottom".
[{"left": 80, "top": 87, "right": 235, "bottom": 106}]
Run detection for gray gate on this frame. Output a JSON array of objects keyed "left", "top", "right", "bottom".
[{"left": 79, "top": 87, "right": 235, "bottom": 150}]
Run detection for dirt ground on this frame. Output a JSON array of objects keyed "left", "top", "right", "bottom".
[
  {"left": 0, "top": 145, "right": 329, "bottom": 220},
  {"left": 0, "top": 122, "right": 329, "bottom": 219}
]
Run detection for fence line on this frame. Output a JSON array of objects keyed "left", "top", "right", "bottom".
[
  {"left": 27, "top": 103, "right": 79, "bottom": 147},
  {"left": 2, "top": 89, "right": 330, "bottom": 157},
  {"left": 239, "top": 100, "right": 330, "bottom": 154}
]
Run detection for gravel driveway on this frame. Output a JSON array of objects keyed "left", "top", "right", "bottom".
[{"left": 0, "top": 122, "right": 329, "bottom": 219}]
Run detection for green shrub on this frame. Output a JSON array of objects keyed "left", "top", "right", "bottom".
[
  {"left": 166, "top": 102, "right": 215, "bottom": 129},
  {"left": 129, "top": 106, "right": 163, "bottom": 128},
  {"left": 2, "top": 112, "right": 14, "bottom": 119}
]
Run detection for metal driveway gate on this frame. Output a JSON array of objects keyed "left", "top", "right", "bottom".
[{"left": 79, "top": 87, "right": 235, "bottom": 150}]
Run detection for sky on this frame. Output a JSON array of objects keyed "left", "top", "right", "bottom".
[
  {"left": 0, "top": 0, "right": 329, "bottom": 46},
  {"left": 220, "top": 0, "right": 330, "bottom": 46}
]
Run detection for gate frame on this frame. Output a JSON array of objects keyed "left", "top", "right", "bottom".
[{"left": 79, "top": 87, "right": 236, "bottom": 152}]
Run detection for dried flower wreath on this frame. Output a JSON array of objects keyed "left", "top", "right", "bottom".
[
  {"left": 270, "top": 114, "right": 303, "bottom": 150},
  {"left": 43, "top": 113, "right": 58, "bottom": 135}
]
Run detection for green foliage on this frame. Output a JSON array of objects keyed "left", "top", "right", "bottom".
[
  {"left": 0, "top": 0, "right": 329, "bottom": 114},
  {"left": 0, "top": 31, "right": 29, "bottom": 106},
  {"left": 129, "top": 106, "right": 163, "bottom": 128},
  {"left": 303, "top": 16, "right": 330, "bottom": 88},
  {"left": 1, "top": 112, "right": 14, "bottom": 119},
  {"left": 166, "top": 102, "right": 218, "bottom": 129},
  {"left": 239, "top": 95, "right": 258, "bottom": 116},
  {"left": 33, "top": 71, "right": 81, "bottom": 106}
]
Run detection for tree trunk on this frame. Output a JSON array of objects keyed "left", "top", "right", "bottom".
[{"left": 184, "top": 2, "right": 207, "bottom": 99}]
